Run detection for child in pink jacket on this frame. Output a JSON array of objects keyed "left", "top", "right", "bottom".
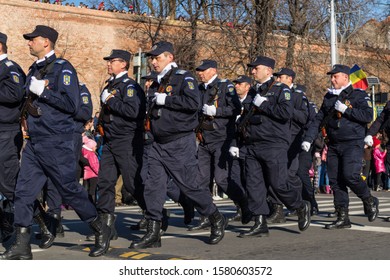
[
  {"left": 82, "top": 137, "right": 99, "bottom": 203},
  {"left": 373, "top": 140, "right": 387, "bottom": 192}
]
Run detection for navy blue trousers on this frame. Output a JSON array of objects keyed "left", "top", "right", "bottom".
[
  {"left": 14, "top": 138, "right": 97, "bottom": 227},
  {"left": 144, "top": 134, "right": 216, "bottom": 221}
]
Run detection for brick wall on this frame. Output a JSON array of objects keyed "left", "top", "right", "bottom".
[{"left": 1, "top": 0, "right": 389, "bottom": 110}]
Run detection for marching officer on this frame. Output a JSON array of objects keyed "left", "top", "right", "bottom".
[
  {"left": 302, "top": 64, "right": 379, "bottom": 229},
  {"left": 33, "top": 82, "right": 93, "bottom": 249},
  {"left": 0, "top": 25, "right": 110, "bottom": 260},
  {"left": 295, "top": 85, "right": 319, "bottom": 215},
  {"left": 232, "top": 56, "right": 311, "bottom": 238},
  {"left": 94, "top": 49, "right": 146, "bottom": 239},
  {"left": 228, "top": 75, "right": 254, "bottom": 222},
  {"left": 267, "top": 68, "right": 308, "bottom": 223},
  {"left": 0, "top": 32, "right": 25, "bottom": 243},
  {"left": 130, "top": 41, "right": 227, "bottom": 249},
  {"left": 191, "top": 60, "right": 251, "bottom": 230}
]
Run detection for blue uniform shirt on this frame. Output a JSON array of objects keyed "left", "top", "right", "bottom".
[
  {"left": 305, "top": 84, "right": 373, "bottom": 143},
  {"left": 241, "top": 77, "right": 293, "bottom": 146},
  {"left": 0, "top": 57, "right": 25, "bottom": 131},
  {"left": 26, "top": 54, "right": 79, "bottom": 140},
  {"left": 149, "top": 68, "right": 200, "bottom": 144},
  {"left": 102, "top": 73, "right": 146, "bottom": 140},
  {"left": 74, "top": 83, "right": 93, "bottom": 134},
  {"left": 198, "top": 77, "right": 241, "bottom": 144}
]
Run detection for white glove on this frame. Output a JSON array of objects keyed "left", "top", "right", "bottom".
[
  {"left": 29, "top": 76, "right": 45, "bottom": 96},
  {"left": 301, "top": 141, "right": 311, "bottom": 152},
  {"left": 364, "top": 135, "right": 373, "bottom": 147},
  {"left": 334, "top": 100, "right": 348, "bottom": 114},
  {"left": 202, "top": 104, "right": 217, "bottom": 116},
  {"left": 154, "top": 92, "right": 167, "bottom": 105},
  {"left": 229, "top": 146, "right": 239, "bottom": 158},
  {"left": 101, "top": 89, "right": 111, "bottom": 104},
  {"left": 253, "top": 94, "right": 268, "bottom": 107}
]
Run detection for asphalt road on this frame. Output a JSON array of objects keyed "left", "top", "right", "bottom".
[{"left": 1, "top": 192, "right": 389, "bottom": 261}]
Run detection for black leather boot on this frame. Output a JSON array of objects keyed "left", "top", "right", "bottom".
[
  {"left": 88, "top": 215, "right": 111, "bottom": 257},
  {"left": 238, "top": 215, "right": 269, "bottom": 238},
  {"left": 34, "top": 212, "right": 56, "bottom": 249},
  {"left": 363, "top": 196, "right": 379, "bottom": 222},
  {"left": 296, "top": 201, "right": 311, "bottom": 232},
  {"left": 228, "top": 205, "right": 242, "bottom": 222},
  {"left": 56, "top": 216, "right": 65, "bottom": 238},
  {"left": 160, "top": 208, "right": 170, "bottom": 235},
  {"left": 130, "top": 211, "right": 147, "bottom": 230},
  {"left": 325, "top": 207, "right": 351, "bottom": 229},
  {"left": 208, "top": 209, "right": 227, "bottom": 245},
  {"left": 129, "top": 220, "right": 161, "bottom": 249},
  {"left": 266, "top": 204, "right": 286, "bottom": 224},
  {"left": 188, "top": 215, "right": 211, "bottom": 231},
  {"left": 0, "top": 227, "right": 32, "bottom": 260},
  {"left": 0, "top": 208, "right": 14, "bottom": 243},
  {"left": 86, "top": 213, "right": 118, "bottom": 241},
  {"left": 105, "top": 213, "right": 118, "bottom": 240}
]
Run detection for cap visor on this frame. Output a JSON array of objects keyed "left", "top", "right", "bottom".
[
  {"left": 23, "top": 32, "right": 38, "bottom": 40},
  {"left": 326, "top": 70, "right": 336, "bottom": 75}
]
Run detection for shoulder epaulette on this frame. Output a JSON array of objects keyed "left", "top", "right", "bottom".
[
  {"left": 5, "top": 61, "right": 14, "bottom": 67},
  {"left": 274, "top": 82, "right": 282, "bottom": 86},
  {"left": 122, "top": 78, "right": 130, "bottom": 83},
  {"left": 79, "top": 82, "right": 85, "bottom": 86},
  {"left": 219, "top": 79, "right": 228, "bottom": 83},
  {"left": 55, "top": 59, "right": 66, "bottom": 64},
  {"left": 176, "top": 69, "right": 187, "bottom": 75}
]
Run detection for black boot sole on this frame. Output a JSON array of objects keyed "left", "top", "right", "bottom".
[{"left": 129, "top": 239, "right": 161, "bottom": 249}]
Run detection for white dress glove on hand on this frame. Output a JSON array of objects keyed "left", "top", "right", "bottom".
[
  {"left": 202, "top": 104, "right": 217, "bottom": 116},
  {"left": 29, "top": 76, "right": 45, "bottom": 96},
  {"left": 101, "top": 89, "right": 111, "bottom": 104},
  {"left": 334, "top": 100, "right": 348, "bottom": 114},
  {"left": 229, "top": 146, "right": 239, "bottom": 158},
  {"left": 154, "top": 92, "right": 167, "bottom": 105},
  {"left": 253, "top": 94, "right": 268, "bottom": 107},
  {"left": 364, "top": 135, "right": 373, "bottom": 147},
  {"left": 301, "top": 141, "right": 311, "bottom": 152}
]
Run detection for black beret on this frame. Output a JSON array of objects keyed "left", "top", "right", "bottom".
[
  {"left": 195, "top": 59, "right": 217, "bottom": 71},
  {"left": 326, "top": 64, "right": 350, "bottom": 75},
  {"left": 146, "top": 41, "right": 174, "bottom": 56},
  {"left": 247, "top": 56, "right": 275, "bottom": 69},
  {"left": 103, "top": 49, "right": 131, "bottom": 63},
  {"left": 23, "top": 25, "right": 59, "bottom": 44}
]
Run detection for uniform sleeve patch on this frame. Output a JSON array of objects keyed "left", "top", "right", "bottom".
[
  {"left": 188, "top": 81, "right": 195, "bottom": 90},
  {"left": 127, "top": 88, "right": 134, "bottom": 97},
  {"left": 176, "top": 70, "right": 187, "bottom": 75},
  {"left": 82, "top": 96, "right": 89, "bottom": 104},
  {"left": 62, "top": 69, "right": 73, "bottom": 74},
  {"left": 63, "top": 74, "right": 71, "bottom": 86},
  {"left": 367, "top": 100, "right": 372, "bottom": 108},
  {"left": 284, "top": 91, "right": 291, "bottom": 101},
  {"left": 228, "top": 86, "right": 235, "bottom": 93},
  {"left": 12, "top": 75, "right": 20, "bottom": 84}
]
